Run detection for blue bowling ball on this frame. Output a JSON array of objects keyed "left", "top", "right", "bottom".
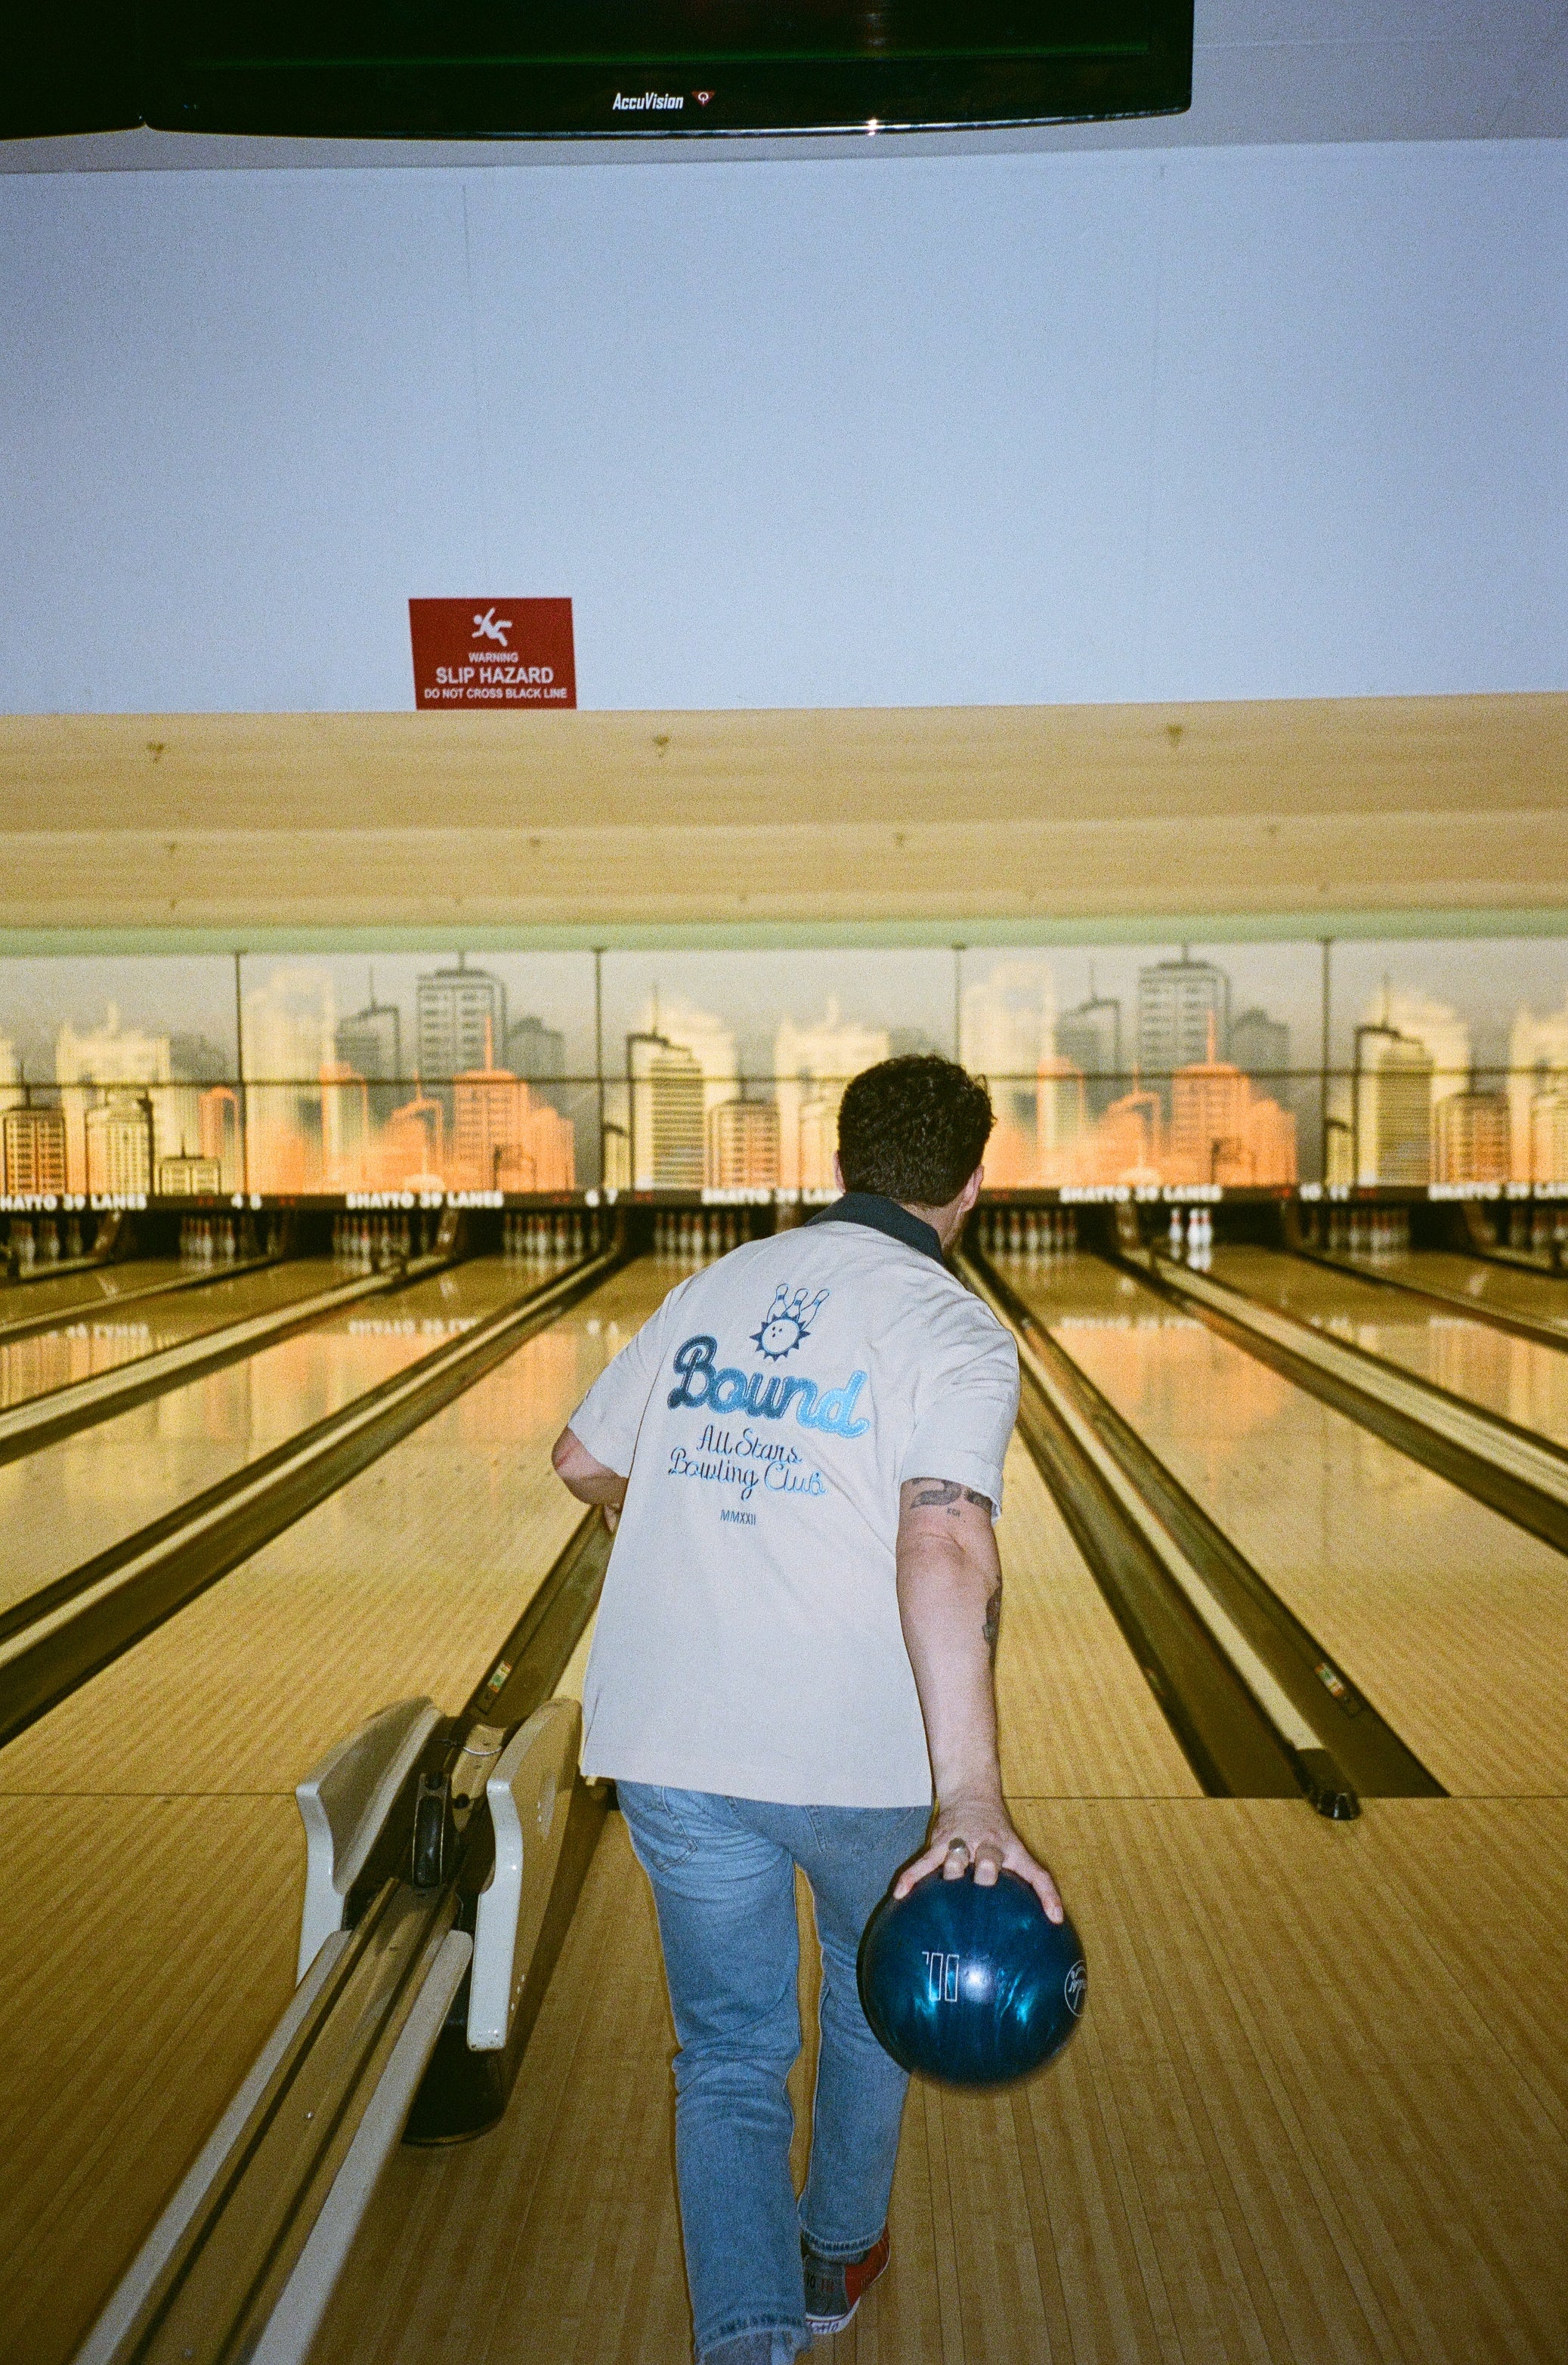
[{"left": 858, "top": 1868, "right": 1087, "bottom": 2087}]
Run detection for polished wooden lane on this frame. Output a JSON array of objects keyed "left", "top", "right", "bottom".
[
  {"left": 0, "top": 1261, "right": 661, "bottom": 1801},
  {"left": 1210, "top": 1244, "right": 1568, "bottom": 1446},
  {"left": 0, "top": 1259, "right": 540, "bottom": 1621},
  {"left": 992, "top": 1440, "right": 1199, "bottom": 1801},
  {"left": 307, "top": 1798, "right": 1568, "bottom": 2365},
  {"left": 1350, "top": 1249, "right": 1568, "bottom": 1334},
  {"left": 0, "top": 1258, "right": 672, "bottom": 2365},
  {"left": 0, "top": 1256, "right": 347, "bottom": 1412},
  {"left": 0, "top": 1257, "right": 190, "bottom": 1322},
  {"left": 1007, "top": 1255, "right": 1568, "bottom": 1798},
  {"left": 17, "top": 1244, "right": 1567, "bottom": 2365}
]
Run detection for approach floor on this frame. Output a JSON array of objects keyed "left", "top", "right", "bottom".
[
  {"left": 308, "top": 1798, "right": 1568, "bottom": 2365},
  {"left": 0, "top": 1255, "right": 668, "bottom": 2365},
  {"left": 0, "top": 1254, "right": 351, "bottom": 1411},
  {"left": 1207, "top": 1243, "right": 1568, "bottom": 1445}
]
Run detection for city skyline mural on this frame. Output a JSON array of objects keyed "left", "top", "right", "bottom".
[{"left": 1, "top": 937, "right": 1565, "bottom": 1204}]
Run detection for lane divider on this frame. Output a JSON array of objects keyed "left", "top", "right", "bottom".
[{"left": 969, "top": 1247, "right": 1443, "bottom": 1804}]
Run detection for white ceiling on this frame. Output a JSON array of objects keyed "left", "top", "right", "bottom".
[{"left": 2, "top": 0, "right": 1566, "bottom": 168}]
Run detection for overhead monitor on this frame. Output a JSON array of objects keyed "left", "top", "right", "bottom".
[
  {"left": 5, "top": 2, "right": 1192, "bottom": 141},
  {"left": 1, "top": 5, "right": 138, "bottom": 137}
]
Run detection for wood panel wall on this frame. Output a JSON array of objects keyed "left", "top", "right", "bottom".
[{"left": 2, "top": 694, "right": 1564, "bottom": 931}]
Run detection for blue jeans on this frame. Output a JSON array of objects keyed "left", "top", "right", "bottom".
[{"left": 617, "top": 1783, "right": 930, "bottom": 2360}]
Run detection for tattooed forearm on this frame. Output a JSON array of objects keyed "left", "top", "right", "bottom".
[
  {"left": 983, "top": 1580, "right": 1003, "bottom": 1662},
  {"left": 909, "top": 1478, "right": 995, "bottom": 1517}
]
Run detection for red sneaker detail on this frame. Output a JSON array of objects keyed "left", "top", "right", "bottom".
[{"left": 803, "top": 2230, "right": 891, "bottom": 2333}]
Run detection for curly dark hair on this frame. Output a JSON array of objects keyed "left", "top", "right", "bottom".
[{"left": 837, "top": 1054, "right": 994, "bottom": 1207}]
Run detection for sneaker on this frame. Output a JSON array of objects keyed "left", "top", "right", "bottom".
[{"left": 801, "top": 2230, "right": 891, "bottom": 2335}]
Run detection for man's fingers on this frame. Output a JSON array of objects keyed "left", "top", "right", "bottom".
[
  {"left": 1015, "top": 1858, "right": 1065, "bottom": 1922},
  {"left": 892, "top": 1841, "right": 949, "bottom": 1899},
  {"left": 892, "top": 1827, "right": 1067, "bottom": 1924}
]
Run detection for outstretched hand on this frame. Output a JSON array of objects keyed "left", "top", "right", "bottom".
[{"left": 894, "top": 1790, "right": 1064, "bottom": 1922}]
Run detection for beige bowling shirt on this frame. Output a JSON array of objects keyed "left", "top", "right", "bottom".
[{"left": 568, "top": 1195, "right": 1020, "bottom": 1807}]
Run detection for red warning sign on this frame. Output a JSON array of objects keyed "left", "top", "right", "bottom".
[{"left": 409, "top": 598, "right": 576, "bottom": 710}]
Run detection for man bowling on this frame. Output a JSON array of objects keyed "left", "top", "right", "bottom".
[{"left": 552, "top": 1054, "right": 1062, "bottom": 2363}]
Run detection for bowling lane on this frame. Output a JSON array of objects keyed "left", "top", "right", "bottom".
[
  {"left": 1208, "top": 1243, "right": 1568, "bottom": 1445},
  {"left": 0, "top": 1254, "right": 187, "bottom": 1322},
  {"left": 1341, "top": 1244, "right": 1568, "bottom": 1334},
  {"left": 0, "top": 1257, "right": 670, "bottom": 2365},
  {"left": 0, "top": 1255, "right": 348, "bottom": 1412},
  {"left": 0, "top": 1257, "right": 551, "bottom": 1624},
  {"left": 1004, "top": 1252, "right": 1568, "bottom": 1797}
]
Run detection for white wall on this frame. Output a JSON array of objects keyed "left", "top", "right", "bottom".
[{"left": 2, "top": 140, "right": 1563, "bottom": 713}]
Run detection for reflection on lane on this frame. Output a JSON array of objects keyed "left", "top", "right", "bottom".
[
  {"left": 0, "top": 1260, "right": 565, "bottom": 1621},
  {"left": 1210, "top": 1244, "right": 1568, "bottom": 1448},
  {"left": 997, "top": 1250, "right": 1568, "bottom": 1798},
  {"left": 1359, "top": 1247, "right": 1568, "bottom": 1332},
  {"left": 14, "top": 1255, "right": 677, "bottom": 1797},
  {"left": 0, "top": 1258, "right": 190, "bottom": 1325},
  {"left": 0, "top": 1259, "right": 352, "bottom": 1413}
]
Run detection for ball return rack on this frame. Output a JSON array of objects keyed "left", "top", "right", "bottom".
[{"left": 73, "top": 1510, "right": 614, "bottom": 2365}]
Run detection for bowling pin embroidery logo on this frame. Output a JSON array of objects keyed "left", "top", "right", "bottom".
[
  {"left": 751, "top": 1285, "right": 828, "bottom": 1361},
  {"left": 1063, "top": 1959, "right": 1087, "bottom": 2017}
]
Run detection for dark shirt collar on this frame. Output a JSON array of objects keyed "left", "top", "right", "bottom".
[{"left": 803, "top": 1191, "right": 945, "bottom": 1264}]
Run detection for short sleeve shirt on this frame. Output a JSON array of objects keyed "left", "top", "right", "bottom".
[{"left": 568, "top": 1197, "right": 1020, "bottom": 1807}]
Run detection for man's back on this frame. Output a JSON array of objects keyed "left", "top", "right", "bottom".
[
  {"left": 568, "top": 1204, "right": 1018, "bottom": 1806},
  {"left": 552, "top": 1057, "right": 1059, "bottom": 2365}
]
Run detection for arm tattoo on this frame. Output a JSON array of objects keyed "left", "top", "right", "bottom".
[
  {"left": 983, "top": 1580, "right": 1003, "bottom": 1662},
  {"left": 909, "top": 1478, "right": 995, "bottom": 1518}
]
